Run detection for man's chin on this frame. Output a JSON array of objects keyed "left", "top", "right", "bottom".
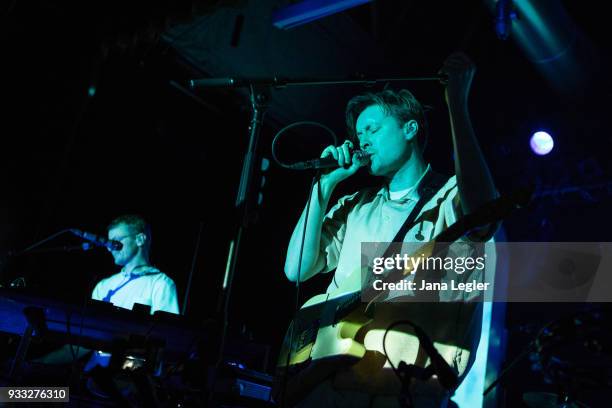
[
  {"left": 368, "top": 165, "right": 385, "bottom": 177},
  {"left": 369, "top": 162, "right": 398, "bottom": 178},
  {"left": 113, "top": 258, "right": 126, "bottom": 266}
]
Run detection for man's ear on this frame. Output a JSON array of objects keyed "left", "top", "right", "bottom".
[
  {"left": 403, "top": 120, "right": 419, "bottom": 141},
  {"left": 135, "top": 233, "right": 146, "bottom": 247}
]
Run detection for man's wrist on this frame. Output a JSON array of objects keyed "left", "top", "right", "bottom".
[{"left": 319, "top": 173, "right": 340, "bottom": 194}]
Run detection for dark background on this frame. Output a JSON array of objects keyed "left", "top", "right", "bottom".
[{"left": 1, "top": 1, "right": 611, "bottom": 406}]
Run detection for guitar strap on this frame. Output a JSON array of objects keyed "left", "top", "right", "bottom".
[
  {"left": 382, "top": 170, "right": 447, "bottom": 257},
  {"left": 363, "top": 170, "right": 447, "bottom": 293},
  {"left": 381, "top": 170, "right": 456, "bottom": 377}
]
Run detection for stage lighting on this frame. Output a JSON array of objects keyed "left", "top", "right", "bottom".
[
  {"left": 272, "top": 0, "right": 373, "bottom": 30},
  {"left": 530, "top": 131, "right": 554, "bottom": 155}
]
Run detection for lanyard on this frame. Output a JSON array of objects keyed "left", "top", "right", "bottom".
[{"left": 102, "top": 273, "right": 145, "bottom": 302}]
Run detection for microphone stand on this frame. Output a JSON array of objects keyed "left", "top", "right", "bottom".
[
  {"left": 1, "top": 229, "right": 74, "bottom": 286},
  {"left": 17, "top": 243, "right": 94, "bottom": 254},
  {"left": 5, "top": 229, "right": 74, "bottom": 258},
  {"left": 188, "top": 74, "right": 447, "bottom": 90},
  {"left": 210, "top": 83, "right": 270, "bottom": 406},
  {"left": 385, "top": 319, "right": 459, "bottom": 407},
  {"left": 1, "top": 230, "right": 98, "bottom": 381},
  {"left": 186, "top": 74, "right": 446, "bottom": 405}
]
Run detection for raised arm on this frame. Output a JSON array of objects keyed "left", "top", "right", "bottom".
[{"left": 440, "top": 52, "right": 499, "bottom": 217}]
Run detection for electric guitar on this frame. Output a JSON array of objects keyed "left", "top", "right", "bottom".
[{"left": 273, "top": 188, "right": 530, "bottom": 405}]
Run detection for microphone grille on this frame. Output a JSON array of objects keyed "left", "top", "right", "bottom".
[{"left": 354, "top": 150, "right": 371, "bottom": 164}]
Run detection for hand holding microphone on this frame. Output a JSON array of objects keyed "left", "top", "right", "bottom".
[{"left": 317, "top": 140, "right": 370, "bottom": 185}]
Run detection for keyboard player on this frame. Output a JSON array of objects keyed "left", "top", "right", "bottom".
[{"left": 91, "top": 214, "right": 179, "bottom": 314}]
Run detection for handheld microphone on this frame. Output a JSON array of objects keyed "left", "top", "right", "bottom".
[
  {"left": 288, "top": 149, "right": 370, "bottom": 170},
  {"left": 70, "top": 229, "right": 123, "bottom": 251}
]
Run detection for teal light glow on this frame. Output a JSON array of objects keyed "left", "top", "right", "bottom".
[
  {"left": 451, "top": 240, "right": 504, "bottom": 407},
  {"left": 88, "top": 86, "right": 96, "bottom": 97},
  {"left": 451, "top": 301, "right": 493, "bottom": 407},
  {"left": 485, "top": 0, "right": 583, "bottom": 93}
]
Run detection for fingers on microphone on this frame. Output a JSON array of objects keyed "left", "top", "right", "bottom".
[
  {"left": 349, "top": 155, "right": 360, "bottom": 170},
  {"left": 321, "top": 145, "right": 338, "bottom": 160},
  {"left": 340, "top": 144, "right": 352, "bottom": 167},
  {"left": 336, "top": 146, "right": 347, "bottom": 167}
]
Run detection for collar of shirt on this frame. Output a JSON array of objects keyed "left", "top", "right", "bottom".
[
  {"left": 376, "top": 163, "right": 432, "bottom": 202},
  {"left": 120, "top": 265, "right": 160, "bottom": 277}
]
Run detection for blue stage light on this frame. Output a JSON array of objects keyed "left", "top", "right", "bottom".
[
  {"left": 530, "top": 131, "right": 554, "bottom": 155},
  {"left": 272, "top": 0, "right": 373, "bottom": 30}
]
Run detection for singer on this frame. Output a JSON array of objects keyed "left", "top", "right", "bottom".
[
  {"left": 91, "top": 214, "right": 179, "bottom": 314},
  {"left": 283, "top": 53, "right": 498, "bottom": 407}
]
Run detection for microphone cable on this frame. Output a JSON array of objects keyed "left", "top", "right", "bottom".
[
  {"left": 277, "top": 171, "right": 320, "bottom": 407},
  {"left": 271, "top": 121, "right": 338, "bottom": 169},
  {"left": 271, "top": 120, "right": 337, "bottom": 405}
]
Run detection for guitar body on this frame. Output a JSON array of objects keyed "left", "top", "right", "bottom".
[
  {"left": 273, "top": 290, "right": 428, "bottom": 405},
  {"left": 272, "top": 189, "right": 517, "bottom": 405},
  {"left": 273, "top": 290, "right": 481, "bottom": 406},
  {"left": 273, "top": 240, "right": 439, "bottom": 405},
  {"left": 273, "top": 291, "right": 370, "bottom": 405}
]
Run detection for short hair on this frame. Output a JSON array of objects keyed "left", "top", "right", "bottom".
[
  {"left": 107, "top": 214, "right": 152, "bottom": 250},
  {"left": 345, "top": 89, "right": 428, "bottom": 152}
]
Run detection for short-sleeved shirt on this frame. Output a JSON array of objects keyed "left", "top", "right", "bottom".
[
  {"left": 321, "top": 165, "right": 492, "bottom": 295},
  {"left": 316, "top": 165, "right": 495, "bottom": 393},
  {"left": 92, "top": 265, "right": 179, "bottom": 314}
]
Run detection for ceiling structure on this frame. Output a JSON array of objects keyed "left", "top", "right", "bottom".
[
  {"left": 163, "top": 0, "right": 610, "bottom": 202},
  {"left": 166, "top": 1, "right": 602, "bottom": 113}
]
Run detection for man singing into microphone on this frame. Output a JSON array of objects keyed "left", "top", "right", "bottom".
[
  {"left": 283, "top": 53, "right": 498, "bottom": 407},
  {"left": 92, "top": 214, "right": 179, "bottom": 314}
]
